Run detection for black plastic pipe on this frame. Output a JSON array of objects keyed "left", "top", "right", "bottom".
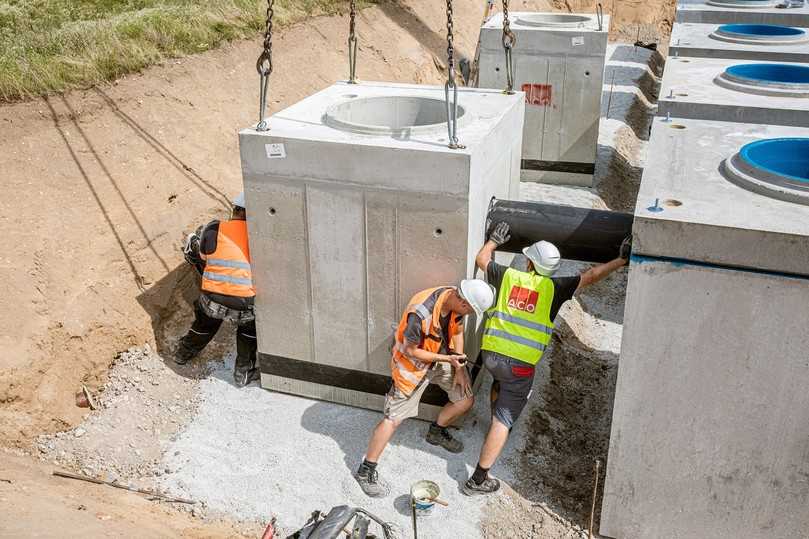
[{"left": 486, "top": 198, "right": 634, "bottom": 264}]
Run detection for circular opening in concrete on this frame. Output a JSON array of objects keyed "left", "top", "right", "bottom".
[
  {"left": 669, "top": 124, "right": 687, "bottom": 129},
  {"left": 723, "top": 138, "right": 809, "bottom": 205},
  {"left": 715, "top": 63, "right": 809, "bottom": 97},
  {"left": 268, "top": 207, "right": 277, "bottom": 216},
  {"left": 664, "top": 199, "right": 683, "bottom": 207},
  {"left": 516, "top": 13, "right": 591, "bottom": 27},
  {"left": 706, "top": 0, "right": 778, "bottom": 8},
  {"left": 712, "top": 24, "right": 809, "bottom": 44},
  {"left": 433, "top": 228, "right": 443, "bottom": 237},
  {"left": 324, "top": 96, "right": 464, "bottom": 136}
]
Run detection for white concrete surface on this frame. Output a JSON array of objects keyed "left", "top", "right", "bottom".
[
  {"left": 631, "top": 116, "right": 809, "bottom": 275},
  {"left": 601, "top": 257, "right": 809, "bottom": 539},
  {"left": 477, "top": 12, "right": 609, "bottom": 186},
  {"left": 658, "top": 56, "right": 809, "bottom": 125},
  {"left": 601, "top": 112, "right": 809, "bottom": 537},
  {"left": 239, "top": 81, "right": 524, "bottom": 417},
  {"left": 670, "top": 21, "right": 809, "bottom": 62},
  {"left": 676, "top": 0, "right": 809, "bottom": 26}
]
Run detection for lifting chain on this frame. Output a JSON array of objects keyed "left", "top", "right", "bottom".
[
  {"left": 348, "top": 0, "right": 358, "bottom": 83},
  {"left": 255, "top": 0, "right": 274, "bottom": 131},
  {"left": 501, "top": 0, "right": 516, "bottom": 94},
  {"left": 444, "top": 0, "right": 464, "bottom": 149}
]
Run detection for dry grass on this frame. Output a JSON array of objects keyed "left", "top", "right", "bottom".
[{"left": 0, "top": 0, "right": 356, "bottom": 101}]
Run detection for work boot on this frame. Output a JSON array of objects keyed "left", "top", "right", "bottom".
[
  {"left": 355, "top": 461, "right": 389, "bottom": 498},
  {"left": 425, "top": 423, "right": 463, "bottom": 453},
  {"left": 174, "top": 344, "right": 197, "bottom": 366},
  {"left": 233, "top": 367, "right": 259, "bottom": 388},
  {"left": 462, "top": 476, "right": 501, "bottom": 496}
]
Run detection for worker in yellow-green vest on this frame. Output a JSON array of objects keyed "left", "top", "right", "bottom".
[{"left": 462, "top": 221, "right": 631, "bottom": 496}]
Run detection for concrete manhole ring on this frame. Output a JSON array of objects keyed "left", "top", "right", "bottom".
[{"left": 722, "top": 138, "right": 809, "bottom": 205}]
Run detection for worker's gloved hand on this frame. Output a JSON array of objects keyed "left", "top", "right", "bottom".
[
  {"left": 489, "top": 221, "right": 511, "bottom": 246},
  {"left": 619, "top": 235, "right": 632, "bottom": 261}
]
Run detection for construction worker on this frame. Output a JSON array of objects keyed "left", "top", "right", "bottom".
[
  {"left": 462, "top": 221, "right": 631, "bottom": 495},
  {"left": 175, "top": 192, "right": 258, "bottom": 387},
  {"left": 355, "top": 280, "right": 496, "bottom": 498}
]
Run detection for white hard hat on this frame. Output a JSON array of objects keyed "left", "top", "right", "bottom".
[
  {"left": 522, "top": 240, "right": 561, "bottom": 276},
  {"left": 232, "top": 192, "right": 246, "bottom": 208},
  {"left": 459, "top": 279, "right": 496, "bottom": 318}
]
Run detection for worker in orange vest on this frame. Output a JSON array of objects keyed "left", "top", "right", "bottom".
[
  {"left": 176, "top": 192, "right": 258, "bottom": 387},
  {"left": 355, "top": 280, "right": 496, "bottom": 498}
]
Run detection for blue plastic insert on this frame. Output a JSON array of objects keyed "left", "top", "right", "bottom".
[
  {"left": 739, "top": 138, "right": 809, "bottom": 183},
  {"left": 725, "top": 63, "right": 809, "bottom": 84},
  {"left": 718, "top": 24, "right": 806, "bottom": 37}
]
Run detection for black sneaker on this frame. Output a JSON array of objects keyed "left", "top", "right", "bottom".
[
  {"left": 426, "top": 424, "right": 463, "bottom": 453},
  {"left": 462, "top": 476, "right": 501, "bottom": 496},
  {"left": 174, "top": 345, "right": 197, "bottom": 365},
  {"left": 355, "top": 463, "right": 389, "bottom": 498}
]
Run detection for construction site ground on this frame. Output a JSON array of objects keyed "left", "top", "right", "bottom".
[{"left": 1, "top": 0, "right": 671, "bottom": 536}]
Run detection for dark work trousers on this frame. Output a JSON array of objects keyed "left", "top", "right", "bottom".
[{"left": 179, "top": 300, "right": 257, "bottom": 377}]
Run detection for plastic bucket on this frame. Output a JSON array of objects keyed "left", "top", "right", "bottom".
[{"left": 411, "top": 480, "right": 440, "bottom": 515}]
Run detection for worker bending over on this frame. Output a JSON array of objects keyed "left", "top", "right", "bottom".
[
  {"left": 355, "top": 280, "right": 495, "bottom": 498},
  {"left": 176, "top": 192, "right": 258, "bottom": 387},
  {"left": 462, "top": 222, "right": 630, "bottom": 495}
]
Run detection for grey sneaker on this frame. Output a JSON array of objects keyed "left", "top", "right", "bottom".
[
  {"left": 426, "top": 424, "right": 463, "bottom": 453},
  {"left": 462, "top": 476, "right": 501, "bottom": 496},
  {"left": 355, "top": 464, "right": 389, "bottom": 498}
]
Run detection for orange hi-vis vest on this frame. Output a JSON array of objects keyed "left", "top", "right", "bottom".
[
  {"left": 200, "top": 220, "right": 255, "bottom": 298},
  {"left": 390, "top": 287, "right": 464, "bottom": 396}
]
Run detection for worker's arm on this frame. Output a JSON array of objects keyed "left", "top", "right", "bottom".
[
  {"left": 475, "top": 221, "right": 511, "bottom": 273},
  {"left": 577, "top": 235, "right": 632, "bottom": 290},
  {"left": 403, "top": 343, "right": 466, "bottom": 368},
  {"left": 578, "top": 257, "right": 626, "bottom": 290},
  {"left": 449, "top": 328, "right": 472, "bottom": 397}
]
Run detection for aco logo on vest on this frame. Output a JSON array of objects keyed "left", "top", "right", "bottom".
[{"left": 507, "top": 286, "right": 539, "bottom": 313}]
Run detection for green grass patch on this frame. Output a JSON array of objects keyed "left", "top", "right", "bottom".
[{"left": 0, "top": 0, "right": 358, "bottom": 101}]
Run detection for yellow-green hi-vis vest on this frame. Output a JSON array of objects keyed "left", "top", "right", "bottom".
[{"left": 481, "top": 267, "right": 556, "bottom": 365}]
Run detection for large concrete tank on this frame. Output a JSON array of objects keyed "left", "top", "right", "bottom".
[
  {"left": 238, "top": 81, "right": 524, "bottom": 420},
  {"left": 476, "top": 12, "right": 609, "bottom": 187},
  {"left": 600, "top": 116, "right": 809, "bottom": 538},
  {"left": 676, "top": 0, "right": 809, "bottom": 26},
  {"left": 658, "top": 57, "right": 809, "bottom": 125},
  {"left": 670, "top": 22, "right": 809, "bottom": 62}
]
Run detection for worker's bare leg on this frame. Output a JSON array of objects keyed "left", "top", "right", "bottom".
[
  {"left": 436, "top": 395, "right": 474, "bottom": 427},
  {"left": 356, "top": 417, "right": 401, "bottom": 498},
  {"left": 365, "top": 417, "right": 401, "bottom": 463},
  {"left": 478, "top": 417, "right": 509, "bottom": 468}
]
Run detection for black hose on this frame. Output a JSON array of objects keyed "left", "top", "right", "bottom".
[{"left": 486, "top": 198, "right": 634, "bottom": 264}]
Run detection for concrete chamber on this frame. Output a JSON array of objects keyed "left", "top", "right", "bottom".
[
  {"left": 239, "top": 82, "right": 524, "bottom": 420},
  {"left": 475, "top": 11, "right": 609, "bottom": 187},
  {"left": 601, "top": 116, "right": 809, "bottom": 539}
]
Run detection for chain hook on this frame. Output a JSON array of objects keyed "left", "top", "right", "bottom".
[
  {"left": 444, "top": 0, "right": 465, "bottom": 149},
  {"left": 348, "top": 0, "right": 358, "bottom": 83},
  {"left": 255, "top": 0, "right": 274, "bottom": 131},
  {"left": 501, "top": 0, "right": 516, "bottom": 95}
]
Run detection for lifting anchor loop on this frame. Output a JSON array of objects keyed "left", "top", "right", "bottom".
[
  {"left": 348, "top": 0, "right": 358, "bottom": 83},
  {"left": 501, "top": 0, "right": 516, "bottom": 95},
  {"left": 256, "top": 0, "right": 275, "bottom": 132},
  {"left": 444, "top": 0, "right": 465, "bottom": 149}
]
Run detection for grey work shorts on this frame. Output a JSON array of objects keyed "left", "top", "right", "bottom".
[{"left": 483, "top": 350, "right": 536, "bottom": 429}]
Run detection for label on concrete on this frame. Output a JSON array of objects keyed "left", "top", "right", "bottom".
[
  {"left": 265, "top": 143, "right": 286, "bottom": 159},
  {"left": 521, "top": 83, "right": 553, "bottom": 106},
  {"left": 572, "top": 36, "right": 585, "bottom": 46}
]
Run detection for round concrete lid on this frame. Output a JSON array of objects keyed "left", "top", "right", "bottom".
[
  {"left": 706, "top": 0, "right": 778, "bottom": 8},
  {"left": 515, "top": 13, "right": 592, "bottom": 27},
  {"left": 710, "top": 24, "right": 809, "bottom": 45},
  {"left": 722, "top": 138, "right": 809, "bottom": 205},
  {"left": 323, "top": 95, "right": 465, "bottom": 136},
  {"left": 714, "top": 63, "right": 809, "bottom": 97}
]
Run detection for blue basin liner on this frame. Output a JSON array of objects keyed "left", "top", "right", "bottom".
[
  {"left": 740, "top": 138, "right": 809, "bottom": 183},
  {"left": 718, "top": 24, "right": 806, "bottom": 37},
  {"left": 725, "top": 63, "right": 809, "bottom": 84}
]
